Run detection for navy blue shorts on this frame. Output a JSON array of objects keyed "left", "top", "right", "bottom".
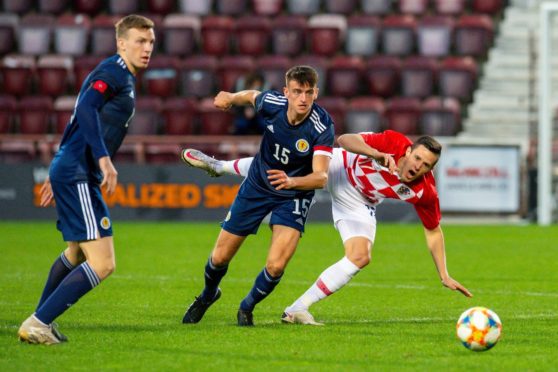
[
  {"left": 51, "top": 180, "right": 113, "bottom": 242},
  {"left": 221, "top": 181, "right": 314, "bottom": 236}
]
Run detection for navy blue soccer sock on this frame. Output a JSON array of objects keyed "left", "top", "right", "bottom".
[
  {"left": 36, "top": 252, "right": 76, "bottom": 310},
  {"left": 240, "top": 268, "right": 283, "bottom": 312},
  {"left": 200, "top": 257, "right": 228, "bottom": 303},
  {"left": 34, "top": 262, "right": 100, "bottom": 325}
]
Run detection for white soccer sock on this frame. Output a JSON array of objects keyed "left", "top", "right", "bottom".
[
  {"left": 221, "top": 157, "right": 254, "bottom": 177},
  {"left": 287, "top": 256, "right": 361, "bottom": 312}
]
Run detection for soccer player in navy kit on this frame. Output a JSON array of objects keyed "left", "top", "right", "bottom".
[
  {"left": 18, "top": 15, "right": 155, "bottom": 345},
  {"left": 182, "top": 66, "right": 335, "bottom": 326}
]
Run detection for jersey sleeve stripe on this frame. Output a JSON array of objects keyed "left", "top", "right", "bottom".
[{"left": 264, "top": 97, "right": 287, "bottom": 106}]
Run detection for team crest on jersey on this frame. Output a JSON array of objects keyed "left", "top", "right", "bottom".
[
  {"left": 100, "top": 216, "right": 111, "bottom": 230},
  {"left": 295, "top": 139, "right": 310, "bottom": 153},
  {"left": 396, "top": 185, "right": 412, "bottom": 197}
]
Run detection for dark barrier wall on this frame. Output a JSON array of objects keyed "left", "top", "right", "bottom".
[{"left": 0, "top": 163, "right": 417, "bottom": 223}]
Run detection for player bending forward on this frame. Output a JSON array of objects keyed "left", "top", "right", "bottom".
[{"left": 181, "top": 129, "right": 472, "bottom": 325}]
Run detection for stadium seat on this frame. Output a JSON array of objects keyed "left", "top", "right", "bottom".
[
  {"left": 180, "top": 55, "right": 218, "bottom": 97},
  {"left": 200, "top": 16, "right": 235, "bottom": 56},
  {"left": 417, "top": 16, "right": 454, "bottom": 57},
  {"left": 91, "top": 15, "right": 121, "bottom": 56},
  {"left": 216, "top": 0, "right": 248, "bottom": 15},
  {"left": 325, "top": 0, "right": 357, "bottom": 14},
  {"left": 235, "top": 16, "right": 271, "bottom": 56},
  {"left": 142, "top": 55, "right": 180, "bottom": 98},
  {"left": 111, "top": 142, "right": 138, "bottom": 163},
  {"left": 345, "top": 15, "right": 381, "bottom": 57},
  {"left": 217, "top": 55, "right": 255, "bottom": 92},
  {"left": 37, "top": 55, "right": 73, "bottom": 97},
  {"left": 178, "top": 0, "right": 214, "bottom": 15},
  {"left": 434, "top": 0, "right": 465, "bottom": 15},
  {"left": 162, "top": 97, "right": 198, "bottom": 135},
  {"left": 74, "top": 55, "right": 104, "bottom": 89},
  {"left": 365, "top": 56, "right": 401, "bottom": 98},
  {"left": 74, "top": 0, "right": 104, "bottom": 15},
  {"left": 346, "top": 97, "right": 386, "bottom": 133},
  {"left": 109, "top": 0, "right": 139, "bottom": 15},
  {"left": 455, "top": 15, "right": 494, "bottom": 57},
  {"left": 400, "top": 56, "right": 438, "bottom": 99},
  {"left": 327, "top": 56, "right": 365, "bottom": 97},
  {"left": 18, "top": 96, "right": 53, "bottom": 134},
  {"left": 419, "top": 96, "right": 461, "bottom": 136},
  {"left": 2, "top": 0, "right": 32, "bottom": 14},
  {"left": 438, "top": 56, "right": 478, "bottom": 101},
  {"left": 256, "top": 55, "right": 291, "bottom": 91},
  {"left": 162, "top": 14, "right": 200, "bottom": 56},
  {"left": 127, "top": 97, "right": 163, "bottom": 135},
  {"left": 147, "top": 0, "right": 176, "bottom": 15},
  {"left": 0, "top": 54, "right": 35, "bottom": 97},
  {"left": 0, "top": 140, "right": 36, "bottom": 163},
  {"left": 18, "top": 14, "right": 54, "bottom": 56},
  {"left": 145, "top": 143, "right": 183, "bottom": 163},
  {"left": 252, "top": 0, "right": 284, "bottom": 16},
  {"left": 385, "top": 97, "right": 421, "bottom": 135},
  {"left": 360, "top": 0, "right": 392, "bottom": 15},
  {"left": 53, "top": 95, "right": 76, "bottom": 134},
  {"left": 0, "top": 14, "right": 18, "bottom": 56},
  {"left": 398, "top": 0, "right": 428, "bottom": 15},
  {"left": 39, "top": 0, "right": 68, "bottom": 14},
  {"left": 293, "top": 55, "right": 328, "bottom": 93},
  {"left": 54, "top": 14, "right": 91, "bottom": 56},
  {"left": 271, "top": 16, "right": 307, "bottom": 56},
  {"left": 318, "top": 96, "right": 347, "bottom": 135},
  {"left": 381, "top": 15, "right": 417, "bottom": 57},
  {"left": 471, "top": 0, "right": 504, "bottom": 15},
  {"left": 198, "top": 97, "right": 234, "bottom": 135},
  {"left": 287, "top": 0, "right": 321, "bottom": 15},
  {"left": 308, "top": 14, "right": 347, "bottom": 57},
  {"left": 0, "top": 95, "right": 17, "bottom": 133}
]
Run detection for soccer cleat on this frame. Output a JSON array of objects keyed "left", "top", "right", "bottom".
[
  {"left": 281, "top": 310, "right": 324, "bottom": 326},
  {"left": 180, "top": 148, "right": 223, "bottom": 177},
  {"left": 18, "top": 315, "right": 62, "bottom": 345},
  {"left": 182, "top": 288, "right": 222, "bottom": 324},
  {"left": 51, "top": 322, "right": 68, "bottom": 342},
  {"left": 237, "top": 309, "right": 254, "bottom": 327}
]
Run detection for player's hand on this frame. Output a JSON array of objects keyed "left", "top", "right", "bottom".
[
  {"left": 267, "top": 169, "right": 295, "bottom": 190},
  {"left": 442, "top": 276, "right": 473, "bottom": 297},
  {"left": 378, "top": 152, "right": 396, "bottom": 174},
  {"left": 40, "top": 176, "right": 54, "bottom": 207},
  {"left": 99, "top": 156, "right": 118, "bottom": 195},
  {"left": 214, "top": 91, "right": 234, "bottom": 111}
]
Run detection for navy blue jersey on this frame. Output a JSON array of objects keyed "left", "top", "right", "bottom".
[
  {"left": 246, "top": 90, "right": 335, "bottom": 198},
  {"left": 50, "top": 55, "right": 136, "bottom": 184}
]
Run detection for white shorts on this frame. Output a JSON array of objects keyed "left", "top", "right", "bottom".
[{"left": 327, "top": 148, "right": 377, "bottom": 244}]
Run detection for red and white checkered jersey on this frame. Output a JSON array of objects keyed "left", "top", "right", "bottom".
[{"left": 342, "top": 130, "right": 441, "bottom": 229}]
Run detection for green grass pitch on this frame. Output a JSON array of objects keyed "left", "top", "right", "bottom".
[{"left": 1, "top": 222, "right": 557, "bottom": 371}]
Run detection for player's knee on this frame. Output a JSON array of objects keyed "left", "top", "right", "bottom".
[
  {"left": 90, "top": 260, "right": 115, "bottom": 280},
  {"left": 265, "top": 262, "right": 285, "bottom": 277},
  {"left": 348, "top": 253, "right": 370, "bottom": 269}
]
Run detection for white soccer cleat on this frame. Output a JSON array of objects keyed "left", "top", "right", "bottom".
[
  {"left": 281, "top": 310, "right": 324, "bottom": 326},
  {"left": 18, "top": 315, "right": 62, "bottom": 345},
  {"left": 180, "top": 148, "right": 223, "bottom": 177}
]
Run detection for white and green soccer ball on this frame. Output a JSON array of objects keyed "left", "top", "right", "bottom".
[{"left": 456, "top": 306, "right": 502, "bottom": 351}]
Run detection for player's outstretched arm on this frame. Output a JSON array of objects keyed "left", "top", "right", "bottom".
[
  {"left": 214, "top": 90, "right": 260, "bottom": 111},
  {"left": 267, "top": 155, "right": 330, "bottom": 191},
  {"left": 337, "top": 134, "right": 396, "bottom": 173},
  {"left": 424, "top": 225, "right": 473, "bottom": 297}
]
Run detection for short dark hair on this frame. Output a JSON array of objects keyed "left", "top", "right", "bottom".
[
  {"left": 115, "top": 14, "right": 154, "bottom": 39},
  {"left": 412, "top": 136, "right": 442, "bottom": 161},
  {"left": 285, "top": 65, "right": 318, "bottom": 88}
]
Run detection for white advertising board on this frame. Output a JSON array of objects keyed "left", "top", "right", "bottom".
[{"left": 436, "top": 145, "right": 520, "bottom": 212}]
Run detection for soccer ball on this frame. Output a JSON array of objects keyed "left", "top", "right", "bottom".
[{"left": 456, "top": 307, "right": 502, "bottom": 351}]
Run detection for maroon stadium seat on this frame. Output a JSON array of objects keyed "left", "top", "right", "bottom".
[
  {"left": 0, "top": 140, "right": 36, "bottom": 163},
  {"left": 252, "top": 0, "right": 284, "bottom": 16},
  {"left": 345, "top": 15, "right": 381, "bottom": 57},
  {"left": 434, "top": 0, "right": 466, "bottom": 15},
  {"left": 346, "top": 97, "right": 386, "bottom": 134},
  {"left": 142, "top": 55, "right": 180, "bottom": 98},
  {"left": 455, "top": 15, "right": 494, "bottom": 57},
  {"left": 308, "top": 15, "right": 347, "bottom": 57},
  {"left": 108, "top": 0, "right": 139, "bottom": 14},
  {"left": 18, "top": 14, "right": 55, "bottom": 56},
  {"left": 400, "top": 56, "right": 438, "bottom": 99},
  {"left": 179, "top": 0, "right": 213, "bottom": 15},
  {"left": 360, "top": 0, "right": 392, "bottom": 15},
  {"left": 287, "top": 0, "right": 320, "bottom": 15},
  {"left": 385, "top": 97, "right": 421, "bottom": 135},
  {"left": 438, "top": 56, "right": 478, "bottom": 101},
  {"left": 417, "top": 16, "right": 454, "bottom": 57},
  {"left": 146, "top": 0, "right": 176, "bottom": 15},
  {"left": 271, "top": 16, "right": 307, "bottom": 57},
  {"left": 18, "top": 96, "right": 53, "bottom": 134},
  {"left": 54, "top": 14, "right": 91, "bottom": 56},
  {"left": 216, "top": 0, "right": 248, "bottom": 15},
  {"left": 327, "top": 56, "right": 365, "bottom": 97},
  {"left": 217, "top": 55, "right": 255, "bottom": 92},
  {"left": 325, "top": 0, "right": 357, "bottom": 14},
  {"left": 419, "top": 96, "right": 461, "bottom": 136},
  {"left": 235, "top": 16, "right": 271, "bottom": 56},
  {"left": 398, "top": 0, "right": 428, "bottom": 15},
  {"left": 381, "top": 15, "right": 417, "bottom": 57},
  {"left": 293, "top": 55, "right": 328, "bottom": 93},
  {"left": 0, "top": 14, "right": 18, "bottom": 55},
  {"left": 471, "top": 0, "right": 504, "bottom": 15},
  {"left": 365, "top": 56, "right": 402, "bottom": 98},
  {"left": 180, "top": 55, "right": 218, "bottom": 97},
  {"left": 74, "top": 55, "right": 104, "bottom": 89},
  {"left": 201, "top": 16, "right": 235, "bottom": 56},
  {"left": 162, "top": 14, "right": 200, "bottom": 57},
  {"left": 53, "top": 95, "right": 76, "bottom": 134},
  {"left": 2, "top": 0, "right": 33, "bottom": 14},
  {"left": 91, "top": 15, "right": 121, "bottom": 56},
  {"left": 128, "top": 97, "right": 163, "bottom": 135},
  {"left": 162, "top": 97, "right": 198, "bottom": 135},
  {"left": 0, "top": 55, "right": 35, "bottom": 97},
  {"left": 37, "top": 55, "right": 73, "bottom": 97},
  {"left": 256, "top": 55, "right": 291, "bottom": 91},
  {"left": 318, "top": 96, "right": 347, "bottom": 135},
  {"left": 39, "top": 0, "right": 69, "bottom": 14},
  {"left": 198, "top": 97, "right": 234, "bottom": 135},
  {"left": 0, "top": 95, "right": 17, "bottom": 133},
  {"left": 74, "top": 0, "right": 104, "bottom": 15}
]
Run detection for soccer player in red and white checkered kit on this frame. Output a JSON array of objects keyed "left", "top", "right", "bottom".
[{"left": 181, "top": 129, "right": 472, "bottom": 325}]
